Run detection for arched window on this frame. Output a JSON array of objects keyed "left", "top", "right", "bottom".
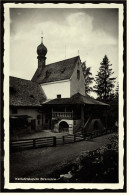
[
  {"left": 77, "top": 70, "right": 80, "bottom": 80},
  {"left": 59, "top": 121, "right": 69, "bottom": 132}
]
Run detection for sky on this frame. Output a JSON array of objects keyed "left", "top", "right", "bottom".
[{"left": 10, "top": 7, "right": 118, "bottom": 90}]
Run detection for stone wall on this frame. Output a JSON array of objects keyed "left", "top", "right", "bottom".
[
  {"left": 53, "top": 119, "right": 74, "bottom": 134},
  {"left": 53, "top": 119, "right": 82, "bottom": 134}
]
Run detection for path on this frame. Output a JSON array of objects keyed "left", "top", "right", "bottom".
[
  {"left": 11, "top": 130, "right": 68, "bottom": 141},
  {"left": 10, "top": 133, "right": 115, "bottom": 181}
]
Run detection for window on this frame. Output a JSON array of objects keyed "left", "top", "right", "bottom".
[
  {"left": 37, "top": 115, "right": 41, "bottom": 119},
  {"left": 12, "top": 107, "right": 17, "bottom": 114},
  {"left": 38, "top": 120, "right": 40, "bottom": 125},
  {"left": 61, "top": 68, "right": 66, "bottom": 73},
  {"left": 46, "top": 70, "right": 51, "bottom": 78},
  {"left": 45, "top": 119, "right": 49, "bottom": 124},
  {"left": 30, "top": 95, "right": 34, "bottom": 98},
  {"left": 57, "top": 94, "right": 61, "bottom": 99},
  {"left": 10, "top": 86, "right": 16, "bottom": 94},
  {"left": 77, "top": 70, "right": 80, "bottom": 80},
  {"left": 45, "top": 114, "right": 49, "bottom": 124},
  {"left": 74, "top": 121, "right": 76, "bottom": 125}
]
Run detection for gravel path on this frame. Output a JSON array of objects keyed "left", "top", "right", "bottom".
[{"left": 10, "top": 133, "right": 115, "bottom": 181}]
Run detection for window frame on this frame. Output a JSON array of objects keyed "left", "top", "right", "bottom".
[{"left": 77, "top": 70, "right": 80, "bottom": 80}]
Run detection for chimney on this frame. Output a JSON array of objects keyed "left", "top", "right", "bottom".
[{"left": 57, "top": 94, "right": 61, "bottom": 99}]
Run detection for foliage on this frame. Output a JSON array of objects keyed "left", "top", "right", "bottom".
[
  {"left": 51, "top": 134, "right": 118, "bottom": 183},
  {"left": 81, "top": 62, "right": 94, "bottom": 94},
  {"left": 94, "top": 55, "right": 116, "bottom": 101},
  {"left": 104, "top": 82, "right": 119, "bottom": 105},
  {"left": 114, "top": 82, "right": 119, "bottom": 103}
]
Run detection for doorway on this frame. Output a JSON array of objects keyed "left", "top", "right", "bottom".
[
  {"left": 31, "top": 119, "right": 36, "bottom": 130},
  {"left": 59, "top": 121, "right": 69, "bottom": 132}
]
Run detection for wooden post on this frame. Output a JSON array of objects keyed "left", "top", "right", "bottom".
[
  {"left": 83, "top": 132, "right": 86, "bottom": 140},
  {"left": 62, "top": 136, "right": 65, "bottom": 144},
  {"left": 53, "top": 136, "right": 56, "bottom": 146},
  {"left": 10, "top": 142, "right": 13, "bottom": 152},
  {"left": 72, "top": 110, "right": 73, "bottom": 119},
  {"left": 33, "top": 139, "right": 36, "bottom": 148},
  {"left": 105, "top": 108, "right": 108, "bottom": 131},
  {"left": 50, "top": 107, "right": 53, "bottom": 130},
  {"left": 74, "top": 135, "right": 76, "bottom": 142},
  {"left": 81, "top": 104, "right": 85, "bottom": 126}
]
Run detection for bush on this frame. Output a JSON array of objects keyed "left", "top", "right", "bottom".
[{"left": 52, "top": 134, "right": 118, "bottom": 183}]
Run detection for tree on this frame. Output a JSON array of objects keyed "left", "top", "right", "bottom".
[
  {"left": 94, "top": 55, "right": 116, "bottom": 101},
  {"left": 113, "top": 82, "right": 119, "bottom": 103},
  {"left": 81, "top": 61, "right": 94, "bottom": 94}
]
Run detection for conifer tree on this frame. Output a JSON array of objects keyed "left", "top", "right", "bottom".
[
  {"left": 81, "top": 62, "right": 94, "bottom": 94},
  {"left": 114, "top": 82, "right": 119, "bottom": 102},
  {"left": 94, "top": 55, "right": 116, "bottom": 101}
]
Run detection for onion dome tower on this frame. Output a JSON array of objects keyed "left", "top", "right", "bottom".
[{"left": 37, "top": 34, "right": 47, "bottom": 69}]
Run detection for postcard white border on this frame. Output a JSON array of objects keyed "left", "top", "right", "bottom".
[{"left": 4, "top": 2, "right": 124, "bottom": 190}]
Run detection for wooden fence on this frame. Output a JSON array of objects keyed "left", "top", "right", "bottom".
[
  {"left": 10, "top": 129, "right": 114, "bottom": 152},
  {"left": 10, "top": 134, "right": 85, "bottom": 152}
]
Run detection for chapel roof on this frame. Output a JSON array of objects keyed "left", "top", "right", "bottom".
[
  {"left": 10, "top": 76, "right": 46, "bottom": 106},
  {"left": 31, "top": 56, "right": 80, "bottom": 84}
]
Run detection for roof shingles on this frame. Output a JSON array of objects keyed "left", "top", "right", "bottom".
[
  {"left": 43, "top": 93, "right": 108, "bottom": 106},
  {"left": 32, "top": 56, "right": 79, "bottom": 84},
  {"left": 10, "top": 76, "right": 46, "bottom": 106}
]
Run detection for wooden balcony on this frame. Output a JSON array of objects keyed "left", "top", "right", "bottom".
[{"left": 52, "top": 112, "right": 73, "bottom": 119}]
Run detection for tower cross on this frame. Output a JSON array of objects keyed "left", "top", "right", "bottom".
[{"left": 41, "top": 31, "right": 43, "bottom": 43}]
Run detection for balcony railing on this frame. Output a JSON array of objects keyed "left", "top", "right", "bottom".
[{"left": 52, "top": 112, "right": 73, "bottom": 119}]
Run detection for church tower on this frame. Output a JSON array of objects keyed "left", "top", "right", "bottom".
[{"left": 37, "top": 35, "right": 47, "bottom": 69}]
